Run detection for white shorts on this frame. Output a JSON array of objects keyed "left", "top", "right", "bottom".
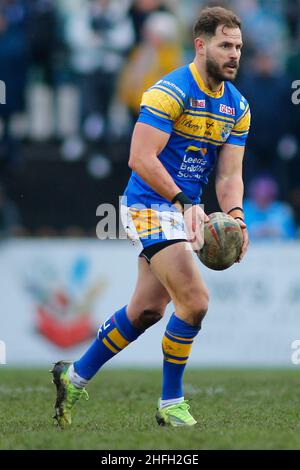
[{"left": 120, "top": 205, "right": 188, "bottom": 252}]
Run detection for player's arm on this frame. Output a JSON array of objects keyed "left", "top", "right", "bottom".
[
  {"left": 129, "top": 122, "right": 181, "bottom": 202},
  {"left": 129, "top": 122, "right": 208, "bottom": 249},
  {"left": 129, "top": 77, "right": 192, "bottom": 208},
  {"left": 215, "top": 143, "right": 248, "bottom": 261}
]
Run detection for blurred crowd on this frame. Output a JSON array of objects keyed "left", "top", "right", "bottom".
[{"left": 0, "top": 0, "right": 300, "bottom": 239}]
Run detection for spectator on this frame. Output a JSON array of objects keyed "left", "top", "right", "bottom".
[
  {"left": 118, "top": 11, "right": 181, "bottom": 121},
  {"left": 244, "top": 175, "right": 297, "bottom": 241},
  {"left": 237, "top": 50, "right": 296, "bottom": 190},
  {"left": 64, "top": 0, "right": 134, "bottom": 142},
  {"left": 282, "top": 0, "right": 300, "bottom": 45},
  {"left": 234, "top": 0, "right": 288, "bottom": 64},
  {"left": 0, "top": 0, "right": 30, "bottom": 167},
  {"left": 129, "top": 0, "right": 171, "bottom": 45},
  {"left": 27, "top": 0, "right": 57, "bottom": 85}
]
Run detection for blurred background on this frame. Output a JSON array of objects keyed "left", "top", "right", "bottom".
[{"left": 0, "top": 0, "right": 299, "bottom": 368}]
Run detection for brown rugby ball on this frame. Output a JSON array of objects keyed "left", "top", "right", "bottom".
[{"left": 198, "top": 212, "right": 243, "bottom": 270}]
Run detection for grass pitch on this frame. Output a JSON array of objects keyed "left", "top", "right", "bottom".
[{"left": 0, "top": 368, "right": 299, "bottom": 450}]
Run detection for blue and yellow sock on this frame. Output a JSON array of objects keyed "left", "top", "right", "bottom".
[
  {"left": 161, "top": 314, "right": 201, "bottom": 400},
  {"left": 74, "top": 306, "right": 144, "bottom": 380}
]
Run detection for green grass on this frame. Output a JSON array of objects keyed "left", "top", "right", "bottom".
[{"left": 0, "top": 368, "right": 299, "bottom": 450}]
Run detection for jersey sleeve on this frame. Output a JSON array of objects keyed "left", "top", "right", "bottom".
[
  {"left": 226, "top": 102, "right": 251, "bottom": 146},
  {"left": 137, "top": 77, "right": 187, "bottom": 134}
]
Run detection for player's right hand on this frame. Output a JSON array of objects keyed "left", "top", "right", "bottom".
[{"left": 184, "top": 205, "right": 209, "bottom": 252}]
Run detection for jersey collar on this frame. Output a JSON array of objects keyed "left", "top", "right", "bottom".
[{"left": 189, "top": 62, "right": 224, "bottom": 99}]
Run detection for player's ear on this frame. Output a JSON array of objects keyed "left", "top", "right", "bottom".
[{"left": 194, "top": 37, "right": 206, "bottom": 55}]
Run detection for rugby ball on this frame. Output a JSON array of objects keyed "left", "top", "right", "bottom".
[{"left": 198, "top": 212, "right": 243, "bottom": 270}]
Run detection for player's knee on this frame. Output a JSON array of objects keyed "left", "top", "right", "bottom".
[
  {"left": 144, "top": 308, "right": 164, "bottom": 327},
  {"left": 184, "top": 290, "right": 209, "bottom": 327},
  {"left": 132, "top": 306, "right": 166, "bottom": 330},
  {"left": 190, "top": 304, "right": 208, "bottom": 327}
]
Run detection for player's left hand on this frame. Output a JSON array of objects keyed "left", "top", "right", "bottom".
[{"left": 235, "top": 218, "right": 249, "bottom": 262}]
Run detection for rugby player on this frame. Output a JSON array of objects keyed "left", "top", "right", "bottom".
[{"left": 51, "top": 6, "right": 250, "bottom": 428}]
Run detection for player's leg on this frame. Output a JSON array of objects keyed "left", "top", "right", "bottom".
[
  {"left": 149, "top": 241, "right": 209, "bottom": 427},
  {"left": 71, "top": 256, "right": 170, "bottom": 381},
  {"left": 151, "top": 242, "right": 208, "bottom": 325},
  {"left": 51, "top": 257, "right": 170, "bottom": 427},
  {"left": 126, "top": 256, "right": 171, "bottom": 330}
]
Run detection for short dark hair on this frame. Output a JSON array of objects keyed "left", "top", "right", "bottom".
[{"left": 193, "top": 6, "right": 241, "bottom": 39}]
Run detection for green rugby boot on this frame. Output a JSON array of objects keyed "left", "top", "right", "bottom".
[
  {"left": 50, "top": 361, "right": 89, "bottom": 428},
  {"left": 156, "top": 400, "right": 197, "bottom": 427}
]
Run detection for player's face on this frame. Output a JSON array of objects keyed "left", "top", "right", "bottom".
[{"left": 205, "top": 25, "right": 243, "bottom": 82}]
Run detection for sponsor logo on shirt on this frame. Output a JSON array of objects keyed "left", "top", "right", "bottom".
[
  {"left": 219, "top": 104, "right": 235, "bottom": 116},
  {"left": 205, "top": 121, "right": 214, "bottom": 137},
  {"left": 190, "top": 98, "right": 206, "bottom": 108},
  {"left": 177, "top": 146, "right": 210, "bottom": 181},
  {"left": 182, "top": 118, "right": 203, "bottom": 132},
  {"left": 156, "top": 80, "right": 186, "bottom": 98}
]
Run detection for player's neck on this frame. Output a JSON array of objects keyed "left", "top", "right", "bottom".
[{"left": 193, "top": 59, "right": 223, "bottom": 93}]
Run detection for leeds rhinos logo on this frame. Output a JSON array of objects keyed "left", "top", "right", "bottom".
[{"left": 0, "top": 81, "right": 6, "bottom": 104}]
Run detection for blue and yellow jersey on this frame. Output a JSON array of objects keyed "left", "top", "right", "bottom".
[{"left": 123, "top": 62, "right": 250, "bottom": 208}]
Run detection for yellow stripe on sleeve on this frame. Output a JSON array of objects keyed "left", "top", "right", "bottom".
[
  {"left": 144, "top": 107, "right": 173, "bottom": 121},
  {"left": 141, "top": 89, "right": 182, "bottom": 121},
  {"left": 230, "top": 130, "right": 249, "bottom": 136},
  {"left": 153, "top": 85, "right": 184, "bottom": 108},
  {"left": 233, "top": 109, "right": 250, "bottom": 133},
  {"left": 235, "top": 104, "right": 249, "bottom": 124}
]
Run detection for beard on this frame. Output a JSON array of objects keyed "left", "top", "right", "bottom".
[{"left": 206, "top": 53, "right": 239, "bottom": 83}]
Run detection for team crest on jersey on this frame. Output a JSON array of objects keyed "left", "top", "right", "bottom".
[
  {"left": 221, "top": 122, "right": 233, "bottom": 141},
  {"left": 190, "top": 98, "right": 205, "bottom": 109},
  {"left": 219, "top": 104, "right": 235, "bottom": 116}
]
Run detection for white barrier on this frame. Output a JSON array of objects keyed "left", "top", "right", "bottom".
[{"left": 0, "top": 239, "right": 299, "bottom": 367}]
